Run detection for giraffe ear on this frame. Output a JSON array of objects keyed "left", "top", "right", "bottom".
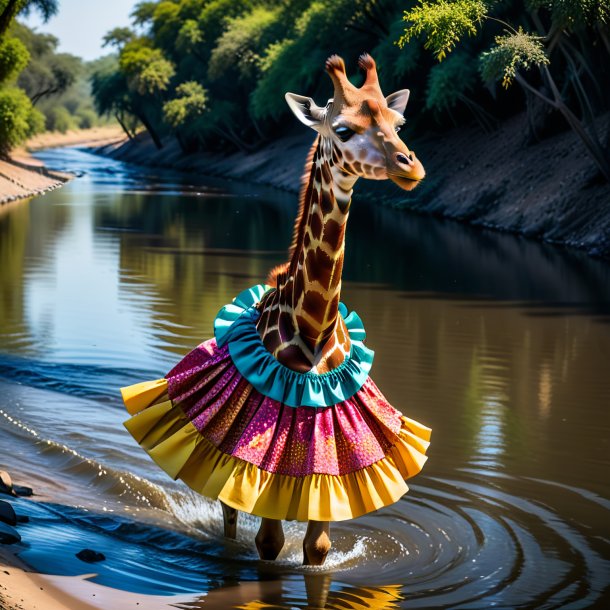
[
  {"left": 386, "top": 89, "right": 410, "bottom": 115},
  {"left": 285, "top": 93, "right": 325, "bottom": 130}
]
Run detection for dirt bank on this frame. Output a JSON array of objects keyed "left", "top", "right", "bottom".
[
  {"left": 1, "top": 127, "right": 125, "bottom": 206},
  {"left": 25, "top": 126, "right": 125, "bottom": 152},
  {"left": 98, "top": 113, "right": 608, "bottom": 259},
  {"left": 0, "top": 156, "right": 71, "bottom": 206},
  {"left": 0, "top": 546, "right": 199, "bottom": 610}
]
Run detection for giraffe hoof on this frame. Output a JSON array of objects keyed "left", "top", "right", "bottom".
[
  {"left": 303, "top": 532, "right": 331, "bottom": 566},
  {"left": 255, "top": 531, "right": 285, "bottom": 560}
]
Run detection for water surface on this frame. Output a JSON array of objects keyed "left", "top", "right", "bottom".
[{"left": 0, "top": 147, "right": 609, "bottom": 608}]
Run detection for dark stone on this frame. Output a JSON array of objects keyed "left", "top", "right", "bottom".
[
  {"left": 0, "top": 500, "right": 17, "bottom": 526},
  {"left": 0, "top": 521, "right": 21, "bottom": 544},
  {"left": 15, "top": 514, "right": 29, "bottom": 523},
  {"left": 0, "top": 471, "right": 17, "bottom": 497},
  {"left": 13, "top": 485, "right": 33, "bottom": 497},
  {"left": 76, "top": 549, "right": 106, "bottom": 563}
]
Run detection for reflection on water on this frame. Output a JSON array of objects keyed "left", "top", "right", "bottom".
[{"left": 0, "top": 148, "right": 609, "bottom": 608}]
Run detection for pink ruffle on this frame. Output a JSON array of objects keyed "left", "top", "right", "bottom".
[{"left": 166, "top": 339, "right": 405, "bottom": 477}]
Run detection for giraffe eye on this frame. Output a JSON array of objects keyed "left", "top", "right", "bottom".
[{"left": 334, "top": 126, "right": 355, "bottom": 142}]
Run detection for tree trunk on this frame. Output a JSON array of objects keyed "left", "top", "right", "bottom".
[
  {"left": 115, "top": 113, "right": 133, "bottom": 139},
  {"left": 0, "top": 0, "right": 22, "bottom": 37},
  {"left": 515, "top": 70, "right": 610, "bottom": 182},
  {"left": 136, "top": 111, "right": 163, "bottom": 150},
  {"left": 175, "top": 129, "right": 188, "bottom": 154}
]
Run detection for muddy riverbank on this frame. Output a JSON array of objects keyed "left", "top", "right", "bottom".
[
  {"left": 0, "top": 127, "right": 125, "bottom": 206},
  {"left": 0, "top": 156, "right": 71, "bottom": 206},
  {"left": 97, "top": 111, "right": 610, "bottom": 259}
]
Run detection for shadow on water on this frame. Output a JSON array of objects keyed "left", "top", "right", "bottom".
[{"left": 0, "top": 148, "right": 609, "bottom": 608}]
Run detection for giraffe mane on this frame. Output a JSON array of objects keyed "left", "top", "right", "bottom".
[{"left": 266, "top": 135, "right": 320, "bottom": 287}]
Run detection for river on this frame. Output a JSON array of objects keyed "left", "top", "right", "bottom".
[{"left": 0, "top": 147, "right": 609, "bottom": 608}]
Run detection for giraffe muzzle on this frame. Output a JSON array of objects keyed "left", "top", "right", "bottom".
[{"left": 388, "top": 151, "right": 425, "bottom": 190}]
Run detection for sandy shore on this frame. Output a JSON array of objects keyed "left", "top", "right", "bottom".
[
  {"left": 25, "top": 126, "right": 125, "bottom": 152},
  {"left": 0, "top": 157, "right": 71, "bottom": 206},
  {"left": 0, "top": 546, "right": 204, "bottom": 610},
  {"left": 0, "top": 127, "right": 125, "bottom": 206}
]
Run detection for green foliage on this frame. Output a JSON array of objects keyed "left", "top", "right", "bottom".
[
  {"left": 176, "top": 19, "right": 202, "bottom": 51},
  {"left": 197, "top": 0, "right": 255, "bottom": 44},
  {"left": 75, "top": 107, "right": 97, "bottom": 129},
  {"left": 130, "top": 1, "right": 157, "bottom": 27},
  {"left": 251, "top": 0, "right": 356, "bottom": 121},
  {"left": 80, "top": 0, "right": 609, "bottom": 166},
  {"left": 0, "top": 1, "right": 94, "bottom": 153},
  {"left": 250, "top": 38, "right": 295, "bottom": 121},
  {"left": 119, "top": 41, "right": 174, "bottom": 95},
  {"left": 399, "top": 0, "right": 487, "bottom": 60},
  {"left": 0, "top": 35, "right": 28, "bottom": 82},
  {"left": 8, "top": 22, "right": 110, "bottom": 134},
  {"left": 45, "top": 104, "right": 75, "bottom": 132},
  {"left": 0, "top": 0, "right": 58, "bottom": 37},
  {"left": 0, "top": 86, "right": 43, "bottom": 152},
  {"left": 90, "top": 55, "right": 127, "bottom": 116},
  {"left": 103, "top": 27, "right": 134, "bottom": 50},
  {"left": 526, "top": 0, "right": 610, "bottom": 28},
  {"left": 208, "top": 6, "right": 280, "bottom": 81},
  {"left": 23, "top": 52, "right": 80, "bottom": 101},
  {"left": 372, "top": 18, "right": 421, "bottom": 85},
  {"left": 480, "top": 27, "right": 549, "bottom": 88},
  {"left": 16, "top": 0, "right": 58, "bottom": 21},
  {"left": 163, "top": 80, "right": 206, "bottom": 127},
  {"left": 399, "top": 0, "right": 610, "bottom": 179},
  {"left": 426, "top": 51, "right": 478, "bottom": 110}
]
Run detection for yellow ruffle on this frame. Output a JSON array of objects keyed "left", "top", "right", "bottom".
[{"left": 121, "top": 378, "right": 431, "bottom": 522}]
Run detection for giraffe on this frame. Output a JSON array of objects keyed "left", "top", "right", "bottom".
[{"left": 221, "top": 53, "right": 425, "bottom": 566}]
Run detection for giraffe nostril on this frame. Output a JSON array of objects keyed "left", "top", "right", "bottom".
[{"left": 396, "top": 153, "right": 411, "bottom": 166}]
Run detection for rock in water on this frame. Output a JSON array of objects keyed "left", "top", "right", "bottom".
[
  {"left": 0, "top": 471, "right": 17, "bottom": 497},
  {"left": 13, "top": 485, "right": 33, "bottom": 497},
  {"left": 0, "top": 471, "right": 32, "bottom": 497},
  {"left": 0, "top": 522, "right": 21, "bottom": 544},
  {"left": 0, "top": 500, "right": 17, "bottom": 526},
  {"left": 76, "top": 549, "right": 106, "bottom": 563}
]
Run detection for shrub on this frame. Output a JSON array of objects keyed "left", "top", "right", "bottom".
[
  {"left": 0, "top": 36, "right": 30, "bottom": 83},
  {"left": 0, "top": 87, "right": 44, "bottom": 153},
  {"left": 46, "top": 105, "right": 76, "bottom": 132}
]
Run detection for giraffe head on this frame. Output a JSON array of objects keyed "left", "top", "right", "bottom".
[{"left": 285, "top": 53, "right": 425, "bottom": 191}]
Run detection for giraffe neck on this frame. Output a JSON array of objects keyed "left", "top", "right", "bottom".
[
  {"left": 256, "top": 135, "right": 358, "bottom": 373},
  {"left": 289, "top": 135, "right": 355, "bottom": 346}
]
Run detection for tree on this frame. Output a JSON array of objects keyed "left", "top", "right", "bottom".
[
  {"left": 119, "top": 41, "right": 174, "bottom": 96},
  {"left": 0, "top": 33, "right": 29, "bottom": 81},
  {"left": 0, "top": 86, "right": 43, "bottom": 153},
  {"left": 0, "top": 0, "right": 58, "bottom": 37},
  {"left": 102, "top": 27, "right": 134, "bottom": 50},
  {"left": 20, "top": 51, "right": 81, "bottom": 104},
  {"left": 0, "top": 2, "right": 53, "bottom": 154},
  {"left": 163, "top": 80, "right": 207, "bottom": 151},
  {"left": 400, "top": 0, "right": 610, "bottom": 181},
  {"left": 90, "top": 55, "right": 138, "bottom": 139}
]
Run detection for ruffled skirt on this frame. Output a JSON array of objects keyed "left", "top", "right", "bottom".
[{"left": 121, "top": 285, "right": 431, "bottom": 522}]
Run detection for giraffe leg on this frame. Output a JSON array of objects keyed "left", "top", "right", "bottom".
[
  {"left": 255, "top": 518, "right": 285, "bottom": 560},
  {"left": 303, "top": 520, "right": 331, "bottom": 566},
  {"left": 221, "top": 501, "right": 238, "bottom": 540}
]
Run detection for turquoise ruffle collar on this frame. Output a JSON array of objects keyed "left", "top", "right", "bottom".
[{"left": 213, "top": 284, "right": 374, "bottom": 408}]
